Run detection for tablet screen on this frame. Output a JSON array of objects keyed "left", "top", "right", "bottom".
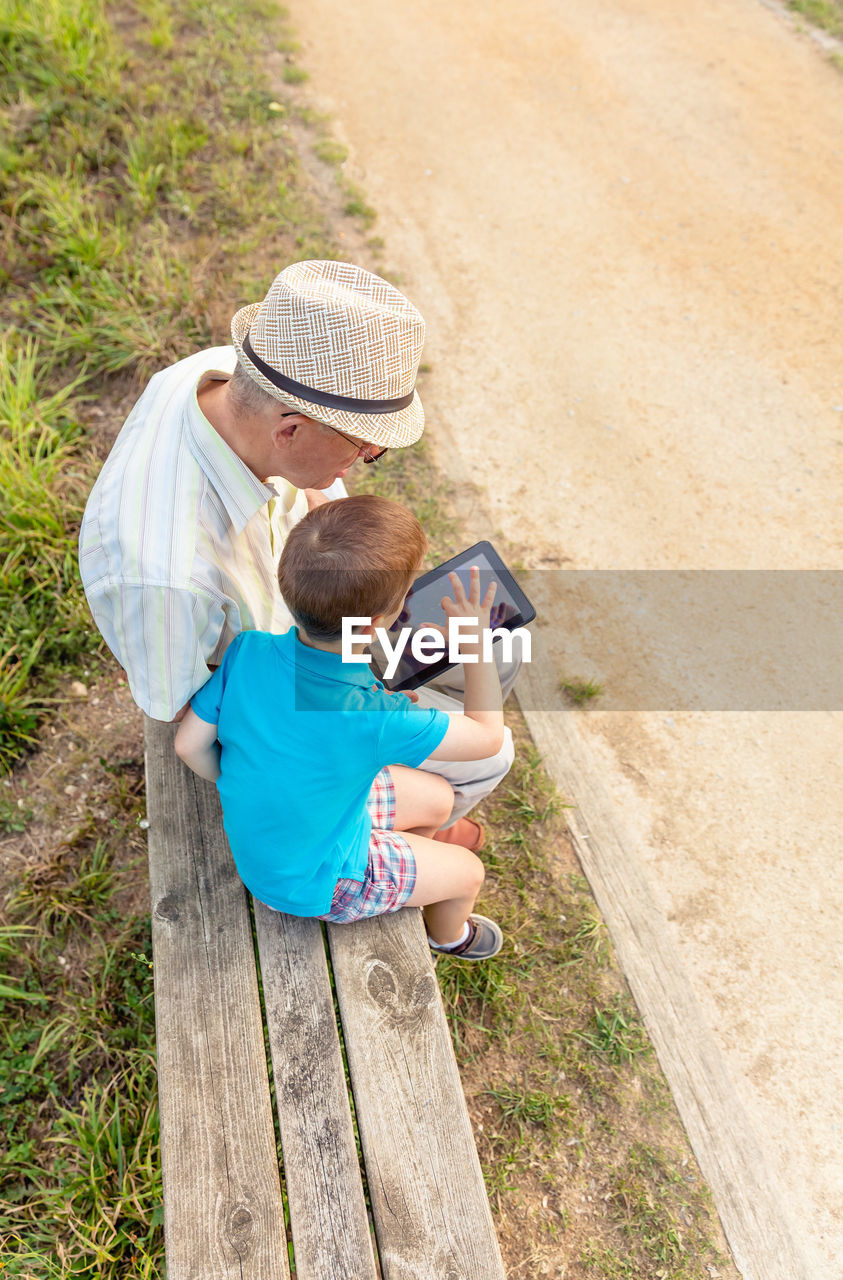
[{"left": 379, "top": 543, "right": 532, "bottom": 690}]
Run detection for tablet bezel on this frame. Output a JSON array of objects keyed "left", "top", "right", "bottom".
[{"left": 379, "top": 540, "right": 536, "bottom": 692}]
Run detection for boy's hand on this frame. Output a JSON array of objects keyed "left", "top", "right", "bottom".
[{"left": 439, "top": 567, "right": 497, "bottom": 658}]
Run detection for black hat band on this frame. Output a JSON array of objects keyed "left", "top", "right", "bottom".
[{"left": 243, "top": 332, "right": 415, "bottom": 414}]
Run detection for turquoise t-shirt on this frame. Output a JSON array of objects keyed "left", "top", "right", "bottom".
[{"left": 190, "top": 628, "right": 449, "bottom": 915}]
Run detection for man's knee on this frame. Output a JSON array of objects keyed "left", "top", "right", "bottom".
[{"left": 488, "top": 724, "right": 515, "bottom": 787}]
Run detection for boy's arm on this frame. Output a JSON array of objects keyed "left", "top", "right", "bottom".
[
  {"left": 174, "top": 708, "right": 221, "bottom": 782},
  {"left": 428, "top": 568, "right": 505, "bottom": 762}
]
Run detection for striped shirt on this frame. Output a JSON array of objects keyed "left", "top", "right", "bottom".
[{"left": 79, "top": 347, "right": 310, "bottom": 720}]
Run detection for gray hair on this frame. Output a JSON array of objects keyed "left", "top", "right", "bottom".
[
  {"left": 228, "top": 359, "right": 336, "bottom": 440},
  {"left": 228, "top": 357, "right": 288, "bottom": 418}
]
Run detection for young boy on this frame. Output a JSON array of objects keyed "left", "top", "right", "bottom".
[{"left": 174, "top": 494, "right": 505, "bottom": 960}]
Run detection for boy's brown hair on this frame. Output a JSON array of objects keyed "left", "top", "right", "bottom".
[{"left": 277, "top": 495, "right": 427, "bottom": 641}]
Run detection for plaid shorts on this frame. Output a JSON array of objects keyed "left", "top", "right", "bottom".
[{"left": 317, "top": 767, "right": 417, "bottom": 924}]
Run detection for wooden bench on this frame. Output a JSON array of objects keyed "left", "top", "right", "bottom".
[{"left": 143, "top": 718, "right": 507, "bottom": 1279}]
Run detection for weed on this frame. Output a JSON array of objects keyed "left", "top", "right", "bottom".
[
  {"left": 315, "top": 137, "right": 349, "bottom": 167},
  {"left": 572, "top": 905, "right": 610, "bottom": 964},
  {"left": 342, "top": 181, "right": 378, "bottom": 226},
  {"left": 0, "top": 647, "right": 43, "bottom": 772},
  {"left": 282, "top": 64, "right": 309, "bottom": 84},
  {"left": 786, "top": 0, "right": 843, "bottom": 38},
  {"left": 559, "top": 675, "right": 604, "bottom": 705},
  {"left": 135, "top": 0, "right": 175, "bottom": 50},
  {"left": 0, "top": 790, "right": 33, "bottom": 834},
  {"left": 578, "top": 997, "right": 652, "bottom": 1066},
  {"left": 0, "top": 925, "right": 45, "bottom": 1003},
  {"left": 9, "top": 838, "right": 120, "bottom": 937},
  {"left": 486, "top": 1081, "right": 569, "bottom": 1134}
]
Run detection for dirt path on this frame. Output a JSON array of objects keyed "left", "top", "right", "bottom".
[{"left": 284, "top": 0, "right": 843, "bottom": 1275}]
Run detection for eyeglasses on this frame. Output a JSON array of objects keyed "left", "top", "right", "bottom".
[{"left": 280, "top": 412, "right": 387, "bottom": 466}]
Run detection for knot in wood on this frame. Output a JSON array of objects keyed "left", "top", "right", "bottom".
[
  {"left": 365, "top": 960, "right": 437, "bottom": 1026},
  {"left": 153, "top": 893, "right": 181, "bottom": 923},
  {"left": 227, "top": 1203, "right": 254, "bottom": 1253}
]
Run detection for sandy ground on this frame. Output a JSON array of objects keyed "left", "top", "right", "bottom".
[{"left": 283, "top": 0, "right": 843, "bottom": 1275}]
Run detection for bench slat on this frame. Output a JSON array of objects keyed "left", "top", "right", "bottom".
[
  {"left": 254, "top": 904, "right": 379, "bottom": 1280},
  {"left": 144, "top": 719, "right": 290, "bottom": 1280},
  {"left": 328, "top": 910, "right": 507, "bottom": 1280}
]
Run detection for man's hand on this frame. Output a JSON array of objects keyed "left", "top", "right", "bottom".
[
  {"left": 383, "top": 687, "right": 420, "bottom": 703},
  {"left": 304, "top": 488, "right": 331, "bottom": 511}
]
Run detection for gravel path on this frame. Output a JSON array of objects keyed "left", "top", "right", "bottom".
[{"left": 284, "top": 1, "right": 843, "bottom": 1274}]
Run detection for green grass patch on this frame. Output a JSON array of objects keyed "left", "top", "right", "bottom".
[
  {"left": 0, "top": 0, "right": 337, "bottom": 770},
  {"left": 0, "top": 753, "right": 159, "bottom": 1277},
  {"left": 342, "top": 181, "right": 378, "bottom": 227},
  {"left": 314, "top": 137, "right": 350, "bottom": 167},
  {"left": 559, "top": 676, "right": 604, "bottom": 706},
  {"left": 787, "top": 0, "right": 843, "bottom": 38}
]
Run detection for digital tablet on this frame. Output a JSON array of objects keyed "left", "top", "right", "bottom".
[{"left": 376, "top": 540, "right": 536, "bottom": 692}]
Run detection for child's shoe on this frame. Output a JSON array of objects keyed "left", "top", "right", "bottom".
[{"left": 429, "top": 915, "right": 503, "bottom": 961}]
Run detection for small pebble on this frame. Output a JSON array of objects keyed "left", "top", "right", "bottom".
[{"left": 70, "top": 681, "right": 88, "bottom": 699}]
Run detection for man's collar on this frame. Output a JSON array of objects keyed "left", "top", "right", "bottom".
[{"left": 185, "top": 370, "right": 299, "bottom": 532}]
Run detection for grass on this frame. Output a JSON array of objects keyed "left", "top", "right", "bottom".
[
  {"left": 314, "top": 137, "right": 350, "bottom": 167},
  {"left": 0, "top": 0, "right": 336, "bottom": 1270},
  {"left": 342, "top": 181, "right": 378, "bottom": 227},
  {"left": 0, "top": 747, "right": 159, "bottom": 1277},
  {"left": 578, "top": 997, "right": 652, "bottom": 1066},
  {"left": 560, "top": 676, "right": 604, "bottom": 706},
  {"left": 0, "top": 0, "right": 341, "bottom": 770},
  {"left": 787, "top": 0, "right": 843, "bottom": 39}
]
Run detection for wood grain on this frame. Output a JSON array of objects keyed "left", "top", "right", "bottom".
[
  {"left": 517, "top": 653, "right": 809, "bottom": 1280},
  {"left": 144, "top": 718, "right": 289, "bottom": 1280},
  {"left": 254, "top": 904, "right": 378, "bottom": 1280},
  {"left": 327, "top": 908, "right": 506, "bottom": 1280}
]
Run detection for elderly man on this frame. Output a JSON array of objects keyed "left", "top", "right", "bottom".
[{"left": 80, "top": 259, "right": 515, "bottom": 831}]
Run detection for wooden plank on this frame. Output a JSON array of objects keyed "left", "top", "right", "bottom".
[
  {"left": 327, "top": 908, "right": 506, "bottom": 1280},
  {"left": 516, "top": 652, "right": 810, "bottom": 1280},
  {"left": 144, "top": 718, "right": 290, "bottom": 1280},
  {"left": 254, "top": 904, "right": 378, "bottom": 1280}
]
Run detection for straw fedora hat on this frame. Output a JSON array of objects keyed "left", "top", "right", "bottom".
[{"left": 231, "top": 260, "right": 425, "bottom": 448}]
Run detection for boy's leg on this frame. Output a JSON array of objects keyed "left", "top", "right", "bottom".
[
  {"left": 402, "top": 833, "right": 485, "bottom": 946},
  {"left": 389, "top": 764, "right": 454, "bottom": 838}
]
